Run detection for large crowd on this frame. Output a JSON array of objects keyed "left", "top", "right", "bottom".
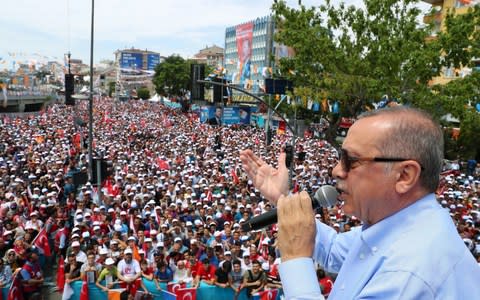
[{"left": 0, "top": 97, "right": 478, "bottom": 299}]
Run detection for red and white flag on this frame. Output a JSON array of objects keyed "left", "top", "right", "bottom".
[
  {"left": 79, "top": 278, "right": 89, "bottom": 300},
  {"left": 7, "top": 271, "right": 23, "bottom": 300},
  {"left": 57, "top": 256, "right": 65, "bottom": 292},
  {"left": 167, "top": 282, "right": 186, "bottom": 294},
  {"left": 33, "top": 227, "right": 51, "bottom": 256},
  {"left": 176, "top": 287, "right": 197, "bottom": 300}
]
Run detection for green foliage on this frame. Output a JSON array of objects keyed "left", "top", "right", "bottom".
[
  {"left": 136, "top": 87, "right": 151, "bottom": 100},
  {"left": 272, "top": 0, "right": 444, "bottom": 143},
  {"left": 271, "top": 0, "right": 480, "bottom": 157},
  {"left": 153, "top": 55, "right": 190, "bottom": 96},
  {"left": 108, "top": 81, "right": 115, "bottom": 97}
]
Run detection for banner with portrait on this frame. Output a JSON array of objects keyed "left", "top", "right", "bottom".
[{"left": 236, "top": 22, "right": 254, "bottom": 85}]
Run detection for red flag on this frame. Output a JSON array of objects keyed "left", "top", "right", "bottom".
[
  {"left": 7, "top": 272, "right": 23, "bottom": 300},
  {"left": 258, "top": 289, "right": 278, "bottom": 300},
  {"left": 231, "top": 168, "right": 239, "bottom": 185},
  {"left": 156, "top": 158, "right": 170, "bottom": 170},
  {"left": 167, "top": 282, "right": 186, "bottom": 294},
  {"left": 79, "top": 278, "right": 89, "bottom": 300},
  {"left": 57, "top": 256, "right": 65, "bottom": 292},
  {"left": 33, "top": 227, "right": 51, "bottom": 256},
  {"left": 176, "top": 287, "right": 197, "bottom": 300}
]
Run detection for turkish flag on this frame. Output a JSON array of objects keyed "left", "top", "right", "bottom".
[
  {"left": 156, "top": 158, "right": 170, "bottom": 170},
  {"left": 167, "top": 282, "right": 186, "bottom": 294},
  {"left": 34, "top": 227, "right": 51, "bottom": 256},
  {"left": 257, "top": 289, "right": 278, "bottom": 300},
  {"left": 57, "top": 256, "right": 65, "bottom": 292},
  {"left": 79, "top": 278, "right": 89, "bottom": 300},
  {"left": 7, "top": 274, "right": 23, "bottom": 300},
  {"left": 231, "top": 168, "right": 239, "bottom": 185},
  {"left": 175, "top": 288, "right": 196, "bottom": 300}
]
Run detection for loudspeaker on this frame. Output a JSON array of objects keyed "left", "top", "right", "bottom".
[
  {"left": 65, "top": 74, "right": 75, "bottom": 105},
  {"left": 213, "top": 78, "right": 229, "bottom": 103},
  {"left": 265, "top": 78, "right": 293, "bottom": 95},
  {"left": 190, "top": 64, "right": 205, "bottom": 100}
]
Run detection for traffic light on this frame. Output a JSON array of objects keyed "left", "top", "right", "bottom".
[{"left": 92, "top": 159, "right": 112, "bottom": 184}]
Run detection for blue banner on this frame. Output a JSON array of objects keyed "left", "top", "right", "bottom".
[
  {"left": 200, "top": 106, "right": 216, "bottom": 123},
  {"left": 147, "top": 54, "right": 160, "bottom": 71},
  {"left": 64, "top": 279, "right": 275, "bottom": 300},
  {"left": 223, "top": 107, "right": 251, "bottom": 125},
  {"left": 121, "top": 52, "right": 143, "bottom": 70}
]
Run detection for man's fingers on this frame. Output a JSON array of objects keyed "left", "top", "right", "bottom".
[{"left": 278, "top": 152, "right": 287, "bottom": 171}]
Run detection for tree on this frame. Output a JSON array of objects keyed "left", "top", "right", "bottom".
[
  {"left": 108, "top": 81, "right": 116, "bottom": 97},
  {"left": 136, "top": 87, "right": 151, "bottom": 100},
  {"left": 414, "top": 6, "right": 480, "bottom": 160},
  {"left": 152, "top": 55, "right": 190, "bottom": 96},
  {"left": 272, "top": 0, "right": 444, "bottom": 144}
]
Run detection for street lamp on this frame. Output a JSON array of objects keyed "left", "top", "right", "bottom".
[{"left": 88, "top": 0, "right": 95, "bottom": 180}]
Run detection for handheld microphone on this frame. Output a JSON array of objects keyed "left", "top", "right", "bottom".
[{"left": 241, "top": 185, "right": 338, "bottom": 232}]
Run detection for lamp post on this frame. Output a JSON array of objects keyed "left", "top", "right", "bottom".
[{"left": 88, "top": 0, "right": 95, "bottom": 179}]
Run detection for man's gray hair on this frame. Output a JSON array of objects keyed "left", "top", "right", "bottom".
[{"left": 358, "top": 106, "right": 443, "bottom": 192}]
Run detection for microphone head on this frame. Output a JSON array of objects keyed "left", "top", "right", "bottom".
[{"left": 313, "top": 185, "right": 338, "bottom": 208}]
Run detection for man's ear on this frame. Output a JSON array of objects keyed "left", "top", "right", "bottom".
[{"left": 395, "top": 161, "right": 422, "bottom": 194}]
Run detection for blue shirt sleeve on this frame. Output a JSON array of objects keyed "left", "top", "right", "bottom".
[
  {"left": 313, "top": 220, "right": 360, "bottom": 273},
  {"left": 278, "top": 258, "right": 325, "bottom": 300},
  {"left": 20, "top": 269, "right": 32, "bottom": 281}
]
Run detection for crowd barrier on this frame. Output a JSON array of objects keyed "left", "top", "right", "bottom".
[{"left": 66, "top": 280, "right": 283, "bottom": 300}]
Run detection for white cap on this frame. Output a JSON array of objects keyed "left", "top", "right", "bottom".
[
  {"left": 82, "top": 231, "right": 90, "bottom": 238},
  {"left": 99, "top": 248, "right": 108, "bottom": 255},
  {"left": 224, "top": 251, "right": 232, "bottom": 255},
  {"left": 72, "top": 241, "right": 80, "bottom": 247},
  {"left": 105, "top": 258, "right": 115, "bottom": 265},
  {"left": 174, "top": 237, "right": 182, "bottom": 243},
  {"left": 124, "top": 248, "right": 133, "bottom": 254}
]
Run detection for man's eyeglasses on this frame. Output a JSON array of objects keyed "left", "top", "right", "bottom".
[{"left": 339, "top": 148, "right": 422, "bottom": 172}]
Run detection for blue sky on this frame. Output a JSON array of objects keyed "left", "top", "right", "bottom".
[{"left": 0, "top": 0, "right": 428, "bottom": 70}]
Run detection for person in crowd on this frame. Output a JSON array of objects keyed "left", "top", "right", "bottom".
[
  {"left": 154, "top": 261, "right": 173, "bottom": 289},
  {"left": 96, "top": 257, "right": 119, "bottom": 292},
  {"left": 242, "top": 260, "right": 266, "bottom": 297},
  {"left": 193, "top": 258, "right": 216, "bottom": 287},
  {"left": 240, "top": 106, "right": 480, "bottom": 299},
  {"left": 317, "top": 268, "right": 333, "bottom": 297},
  {"left": 20, "top": 251, "right": 44, "bottom": 300},
  {"left": 214, "top": 260, "right": 231, "bottom": 288},
  {"left": 64, "top": 252, "right": 82, "bottom": 283},
  {"left": 80, "top": 252, "right": 102, "bottom": 282},
  {"left": 117, "top": 248, "right": 142, "bottom": 296},
  {"left": 0, "top": 257, "right": 13, "bottom": 288},
  {"left": 173, "top": 259, "right": 192, "bottom": 284},
  {"left": 229, "top": 259, "right": 245, "bottom": 297}
]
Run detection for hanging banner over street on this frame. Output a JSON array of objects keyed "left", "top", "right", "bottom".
[{"left": 236, "top": 22, "right": 254, "bottom": 85}]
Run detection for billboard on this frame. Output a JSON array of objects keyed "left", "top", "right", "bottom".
[
  {"left": 120, "top": 52, "right": 143, "bottom": 70},
  {"left": 200, "top": 106, "right": 219, "bottom": 124},
  {"left": 236, "top": 22, "right": 254, "bottom": 85},
  {"left": 223, "top": 107, "right": 251, "bottom": 125},
  {"left": 147, "top": 53, "right": 160, "bottom": 71},
  {"left": 200, "top": 106, "right": 252, "bottom": 125}
]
